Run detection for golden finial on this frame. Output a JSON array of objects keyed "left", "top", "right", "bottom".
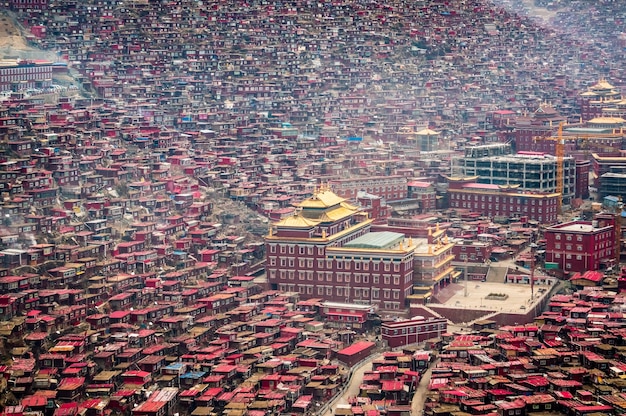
[
  {"left": 436, "top": 223, "right": 440, "bottom": 232},
  {"left": 268, "top": 225, "right": 273, "bottom": 237},
  {"left": 428, "top": 227, "right": 432, "bottom": 236},
  {"left": 428, "top": 245, "right": 433, "bottom": 255},
  {"left": 322, "top": 229, "right": 327, "bottom": 239},
  {"left": 444, "top": 235, "right": 448, "bottom": 244},
  {"left": 399, "top": 241, "right": 404, "bottom": 250},
  {"left": 408, "top": 236, "right": 413, "bottom": 246}
]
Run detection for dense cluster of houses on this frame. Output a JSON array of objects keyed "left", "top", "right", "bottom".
[
  {"left": 0, "top": 280, "right": 404, "bottom": 416},
  {"left": 1, "top": 0, "right": 626, "bottom": 415},
  {"left": 425, "top": 287, "right": 626, "bottom": 416}
]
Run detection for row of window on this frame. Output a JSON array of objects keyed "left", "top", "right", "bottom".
[
  {"left": 278, "top": 283, "right": 405, "bottom": 300},
  {"left": 454, "top": 194, "right": 553, "bottom": 204},
  {"left": 553, "top": 249, "right": 611, "bottom": 260},
  {"left": 554, "top": 234, "right": 584, "bottom": 241},
  {"left": 270, "top": 269, "right": 410, "bottom": 285},
  {"left": 0, "top": 66, "right": 50, "bottom": 76},
  {"left": 269, "top": 256, "right": 406, "bottom": 272},
  {"left": 384, "top": 323, "right": 445, "bottom": 335},
  {"left": 451, "top": 201, "right": 555, "bottom": 214}
]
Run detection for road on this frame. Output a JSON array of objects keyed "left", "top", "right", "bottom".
[
  {"left": 322, "top": 353, "right": 382, "bottom": 416},
  {"left": 411, "top": 358, "right": 438, "bottom": 416},
  {"left": 322, "top": 351, "right": 438, "bottom": 416}
]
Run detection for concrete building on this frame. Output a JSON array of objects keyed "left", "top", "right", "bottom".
[
  {"left": 447, "top": 177, "right": 559, "bottom": 224},
  {"left": 265, "top": 187, "right": 415, "bottom": 312},
  {"left": 544, "top": 216, "right": 617, "bottom": 274},
  {"left": 0, "top": 60, "right": 53, "bottom": 92},
  {"left": 330, "top": 176, "right": 408, "bottom": 202},
  {"left": 458, "top": 151, "right": 576, "bottom": 205},
  {"left": 381, "top": 317, "right": 447, "bottom": 348},
  {"left": 580, "top": 78, "right": 623, "bottom": 122},
  {"left": 514, "top": 104, "right": 565, "bottom": 153}
]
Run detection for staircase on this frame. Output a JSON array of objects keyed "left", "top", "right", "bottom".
[{"left": 485, "top": 266, "right": 509, "bottom": 283}]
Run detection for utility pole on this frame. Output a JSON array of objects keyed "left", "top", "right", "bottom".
[
  {"left": 530, "top": 243, "right": 538, "bottom": 300},
  {"left": 464, "top": 257, "right": 468, "bottom": 297}
]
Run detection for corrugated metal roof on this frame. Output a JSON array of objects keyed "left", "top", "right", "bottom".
[{"left": 344, "top": 231, "right": 404, "bottom": 249}]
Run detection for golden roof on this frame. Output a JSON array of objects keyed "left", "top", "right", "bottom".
[
  {"left": 297, "top": 188, "right": 346, "bottom": 209},
  {"left": 588, "top": 116, "right": 626, "bottom": 124},
  {"left": 415, "top": 128, "right": 440, "bottom": 136},
  {"left": 591, "top": 79, "right": 615, "bottom": 90},
  {"left": 274, "top": 214, "right": 320, "bottom": 228},
  {"left": 314, "top": 205, "right": 357, "bottom": 222}
]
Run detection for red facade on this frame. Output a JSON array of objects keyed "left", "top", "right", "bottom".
[
  {"left": 266, "top": 189, "right": 415, "bottom": 311},
  {"left": 447, "top": 178, "right": 559, "bottom": 224},
  {"left": 382, "top": 317, "right": 448, "bottom": 348},
  {"left": 545, "top": 217, "right": 617, "bottom": 273}
]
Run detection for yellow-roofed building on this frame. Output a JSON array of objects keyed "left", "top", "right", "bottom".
[{"left": 265, "top": 187, "right": 454, "bottom": 313}]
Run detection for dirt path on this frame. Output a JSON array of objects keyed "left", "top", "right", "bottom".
[
  {"left": 0, "top": 11, "right": 57, "bottom": 60},
  {"left": 411, "top": 358, "right": 438, "bottom": 415},
  {"left": 322, "top": 353, "right": 382, "bottom": 416},
  {"left": 0, "top": 12, "right": 29, "bottom": 50},
  {"left": 519, "top": 0, "right": 558, "bottom": 24}
]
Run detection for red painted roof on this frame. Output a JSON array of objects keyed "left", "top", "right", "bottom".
[{"left": 337, "top": 341, "right": 375, "bottom": 357}]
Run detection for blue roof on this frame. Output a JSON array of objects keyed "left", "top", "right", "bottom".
[{"left": 164, "top": 362, "right": 186, "bottom": 371}]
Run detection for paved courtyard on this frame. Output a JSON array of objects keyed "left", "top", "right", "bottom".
[{"left": 440, "top": 281, "right": 552, "bottom": 313}]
